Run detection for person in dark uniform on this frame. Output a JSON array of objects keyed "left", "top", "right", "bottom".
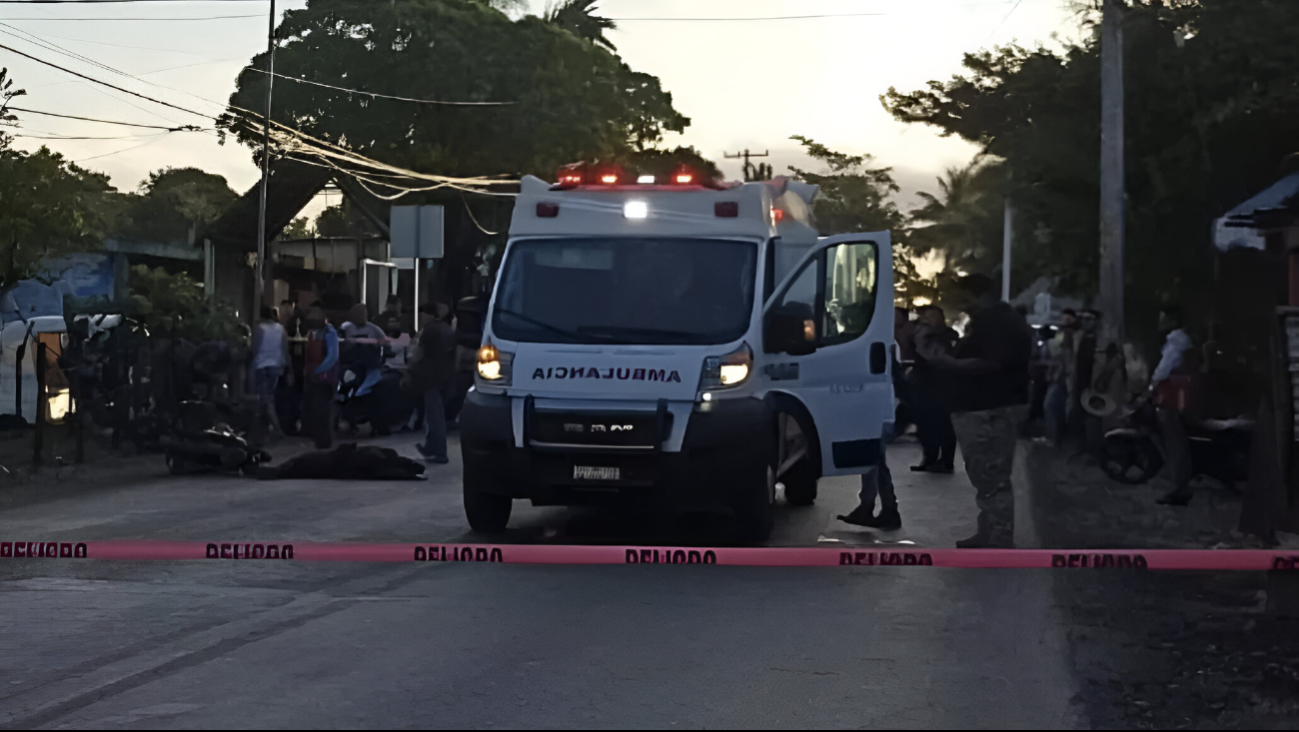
[{"left": 922, "top": 274, "right": 1033, "bottom": 548}]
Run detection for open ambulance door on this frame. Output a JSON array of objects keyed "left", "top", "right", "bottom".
[{"left": 762, "top": 232, "right": 894, "bottom": 477}]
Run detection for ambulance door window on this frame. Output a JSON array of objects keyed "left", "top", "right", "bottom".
[{"left": 821, "top": 242, "right": 878, "bottom": 345}]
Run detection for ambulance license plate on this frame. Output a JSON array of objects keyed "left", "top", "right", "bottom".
[{"left": 573, "top": 466, "right": 620, "bottom": 481}]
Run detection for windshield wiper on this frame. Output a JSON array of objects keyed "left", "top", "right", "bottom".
[
  {"left": 494, "top": 308, "right": 627, "bottom": 344},
  {"left": 577, "top": 326, "right": 705, "bottom": 343}
]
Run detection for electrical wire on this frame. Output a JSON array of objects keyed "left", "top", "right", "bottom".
[
  {"left": 0, "top": 41, "right": 216, "bottom": 118},
  {"left": 0, "top": 13, "right": 261, "bottom": 20},
  {"left": 245, "top": 68, "right": 516, "bottom": 107},
  {"left": 985, "top": 0, "right": 1025, "bottom": 42},
  {"left": 72, "top": 131, "right": 168, "bottom": 161},
  {"left": 15, "top": 130, "right": 167, "bottom": 139},
  {"left": 7, "top": 105, "right": 203, "bottom": 129}
]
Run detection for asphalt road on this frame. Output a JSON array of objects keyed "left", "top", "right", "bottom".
[{"left": 0, "top": 434, "right": 1084, "bottom": 729}]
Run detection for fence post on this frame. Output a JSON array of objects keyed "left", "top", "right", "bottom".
[
  {"left": 73, "top": 332, "right": 85, "bottom": 464},
  {"left": 33, "top": 340, "right": 45, "bottom": 470}
]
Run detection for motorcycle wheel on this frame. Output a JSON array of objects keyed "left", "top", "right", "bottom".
[{"left": 1101, "top": 434, "right": 1164, "bottom": 485}]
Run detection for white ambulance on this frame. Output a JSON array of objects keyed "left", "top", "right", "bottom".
[{"left": 460, "top": 164, "right": 894, "bottom": 542}]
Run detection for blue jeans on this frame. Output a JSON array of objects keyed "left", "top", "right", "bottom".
[
  {"left": 858, "top": 451, "right": 897, "bottom": 514},
  {"left": 858, "top": 425, "right": 898, "bottom": 513},
  {"left": 251, "top": 367, "right": 280, "bottom": 399},
  {"left": 1044, "top": 382, "right": 1068, "bottom": 445}
]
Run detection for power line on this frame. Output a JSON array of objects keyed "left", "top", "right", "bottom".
[
  {"left": 0, "top": 1, "right": 267, "bottom": 3},
  {"left": 985, "top": 0, "right": 1025, "bottom": 42},
  {"left": 0, "top": 13, "right": 261, "bottom": 19},
  {"left": 246, "top": 68, "right": 516, "bottom": 107},
  {"left": 7, "top": 105, "right": 202, "bottom": 129},
  {"left": 15, "top": 130, "right": 167, "bottom": 139},
  {"left": 72, "top": 132, "right": 167, "bottom": 162},
  {"left": 610, "top": 13, "right": 887, "bottom": 22},
  {"left": 0, "top": 41, "right": 215, "bottom": 118}
]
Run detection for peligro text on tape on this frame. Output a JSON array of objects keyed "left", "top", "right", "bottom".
[{"left": 3, "top": 540, "right": 1299, "bottom": 571}]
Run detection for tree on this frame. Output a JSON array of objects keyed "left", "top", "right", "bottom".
[
  {"left": 882, "top": 0, "right": 1299, "bottom": 348},
  {"left": 0, "top": 145, "right": 115, "bottom": 294},
  {"left": 314, "top": 202, "right": 380, "bottom": 239},
  {"left": 909, "top": 157, "right": 1007, "bottom": 277},
  {"left": 545, "top": 0, "right": 617, "bottom": 51},
  {"left": 218, "top": 0, "right": 689, "bottom": 178},
  {"left": 119, "top": 168, "right": 238, "bottom": 244},
  {"left": 786, "top": 136, "right": 917, "bottom": 303},
  {"left": 0, "top": 67, "right": 23, "bottom": 146}
]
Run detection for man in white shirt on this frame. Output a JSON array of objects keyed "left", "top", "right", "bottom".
[
  {"left": 249, "top": 306, "right": 290, "bottom": 434},
  {"left": 1150, "top": 306, "right": 1196, "bottom": 505}
]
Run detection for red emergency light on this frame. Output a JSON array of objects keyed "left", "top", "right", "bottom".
[
  {"left": 672, "top": 164, "right": 696, "bottom": 185},
  {"left": 773, "top": 208, "right": 785, "bottom": 222}
]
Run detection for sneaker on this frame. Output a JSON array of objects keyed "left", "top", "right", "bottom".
[
  {"left": 930, "top": 463, "right": 956, "bottom": 474},
  {"left": 910, "top": 463, "right": 932, "bottom": 473}
]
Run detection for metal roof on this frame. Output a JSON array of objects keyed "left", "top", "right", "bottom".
[{"left": 1214, "top": 172, "right": 1299, "bottom": 250}]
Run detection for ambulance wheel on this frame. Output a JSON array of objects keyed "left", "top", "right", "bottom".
[
  {"left": 735, "top": 462, "right": 776, "bottom": 545},
  {"left": 782, "top": 459, "right": 818, "bottom": 507},
  {"left": 463, "top": 479, "right": 512, "bottom": 534}
]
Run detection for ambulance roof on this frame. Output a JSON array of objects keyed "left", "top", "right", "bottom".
[{"left": 509, "top": 175, "right": 819, "bottom": 243}]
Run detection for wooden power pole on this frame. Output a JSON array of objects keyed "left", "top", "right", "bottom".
[
  {"left": 1099, "top": 0, "right": 1126, "bottom": 344},
  {"left": 724, "top": 149, "right": 772, "bottom": 182},
  {"left": 254, "top": 0, "right": 278, "bottom": 316}
]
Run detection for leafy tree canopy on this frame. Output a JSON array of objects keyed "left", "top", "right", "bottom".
[
  {"left": 0, "top": 144, "right": 115, "bottom": 293},
  {"left": 545, "top": 0, "right": 617, "bottom": 51},
  {"left": 115, "top": 167, "right": 238, "bottom": 244},
  {"left": 882, "top": 0, "right": 1299, "bottom": 342},
  {"left": 786, "top": 136, "right": 917, "bottom": 302},
  {"left": 219, "top": 0, "right": 690, "bottom": 180}
]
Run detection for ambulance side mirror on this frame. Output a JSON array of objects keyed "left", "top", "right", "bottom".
[{"left": 765, "top": 306, "right": 817, "bottom": 356}]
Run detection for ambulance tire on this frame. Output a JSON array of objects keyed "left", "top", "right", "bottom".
[
  {"left": 463, "top": 479, "right": 512, "bottom": 534},
  {"left": 734, "top": 461, "right": 776, "bottom": 545},
  {"left": 782, "top": 459, "right": 818, "bottom": 507}
]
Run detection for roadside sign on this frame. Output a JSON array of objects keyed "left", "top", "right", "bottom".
[{"left": 390, "top": 205, "right": 444, "bottom": 259}]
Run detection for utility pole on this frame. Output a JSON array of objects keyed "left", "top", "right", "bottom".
[
  {"left": 1002, "top": 199, "right": 1014, "bottom": 302},
  {"left": 724, "top": 149, "right": 771, "bottom": 182},
  {"left": 1099, "top": 0, "right": 1126, "bottom": 344},
  {"left": 254, "top": 0, "right": 277, "bottom": 315}
]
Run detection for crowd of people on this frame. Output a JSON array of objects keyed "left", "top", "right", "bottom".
[
  {"left": 838, "top": 272, "right": 1214, "bottom": 548},
  {"left": 244, "top": 295, "right": 466, "bottom": 466}
]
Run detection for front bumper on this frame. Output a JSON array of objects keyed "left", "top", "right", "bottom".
[{"left": 459, "top": 390, "right": 773, "bottom": 510}]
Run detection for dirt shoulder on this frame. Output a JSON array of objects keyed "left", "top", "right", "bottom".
[{"left": 1025, "top": 444, "right": 1299, "bottom": 729}]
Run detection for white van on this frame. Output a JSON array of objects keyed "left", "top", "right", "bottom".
[{"left": 459, "top": 167, "right": 894, "bottom": 542}]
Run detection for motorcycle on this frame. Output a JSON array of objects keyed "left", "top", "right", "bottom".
[
  {"left": 336, "top": 361, "right": 409, "bottom": 436},
  {"left": 1101, "top": 392, "right": 1252, "bottom": 490},
  {"left": 161, "top": 400, "right": 272, "bottom": 476}
]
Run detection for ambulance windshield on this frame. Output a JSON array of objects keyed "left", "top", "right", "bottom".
[{"left": 492, "top": 238, "right": 757, "bottom": 345}]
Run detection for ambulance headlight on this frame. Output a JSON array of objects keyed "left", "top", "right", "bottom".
[
  {"left": 624, "top": 201, "right": 649, "bottom": 219},
  {"left": 699, "top": 342, "right": 753, "bottom": 394},
  {"left": 476, "top": 343, "right": 513, "bottom": 386}
]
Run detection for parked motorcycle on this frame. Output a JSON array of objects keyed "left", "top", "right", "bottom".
[
  {"left": 1101, "top": 393, "right": 1252, "bottom": 490},
  {"left": 336, "top": 361, "right": 408, "bottom": 436},
  {"left": 161, "top": 400, "right": 271, "bottom": 476}
]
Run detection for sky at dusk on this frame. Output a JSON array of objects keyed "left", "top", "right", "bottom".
[{"left": 0, "top": 0, "right": 1085, "bottom": 214}]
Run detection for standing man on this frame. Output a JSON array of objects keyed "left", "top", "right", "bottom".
[
  {"left": 1044, "top": 309, "right": 1078, "bottom": 445},
  {"left": 926, "top": 274, "right": 1033, "bottom": 548},
  {"left": 893, "top": 307, "right": 918, "bottom": 436},
  {"left": 1150, "top": 306, "right": 1196, "bottom": 505},
  {"left": 409, "top": 303, "right": 457, "bottom": 464},
  {"left": 910, "top": 305, "right": 959, "bottom": 473},
  {"left": 300, "top": 306, "right": 340, "bottom": 449},
  {"left": 249, "top": 307, "right": 290, "bottom": 436}
]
